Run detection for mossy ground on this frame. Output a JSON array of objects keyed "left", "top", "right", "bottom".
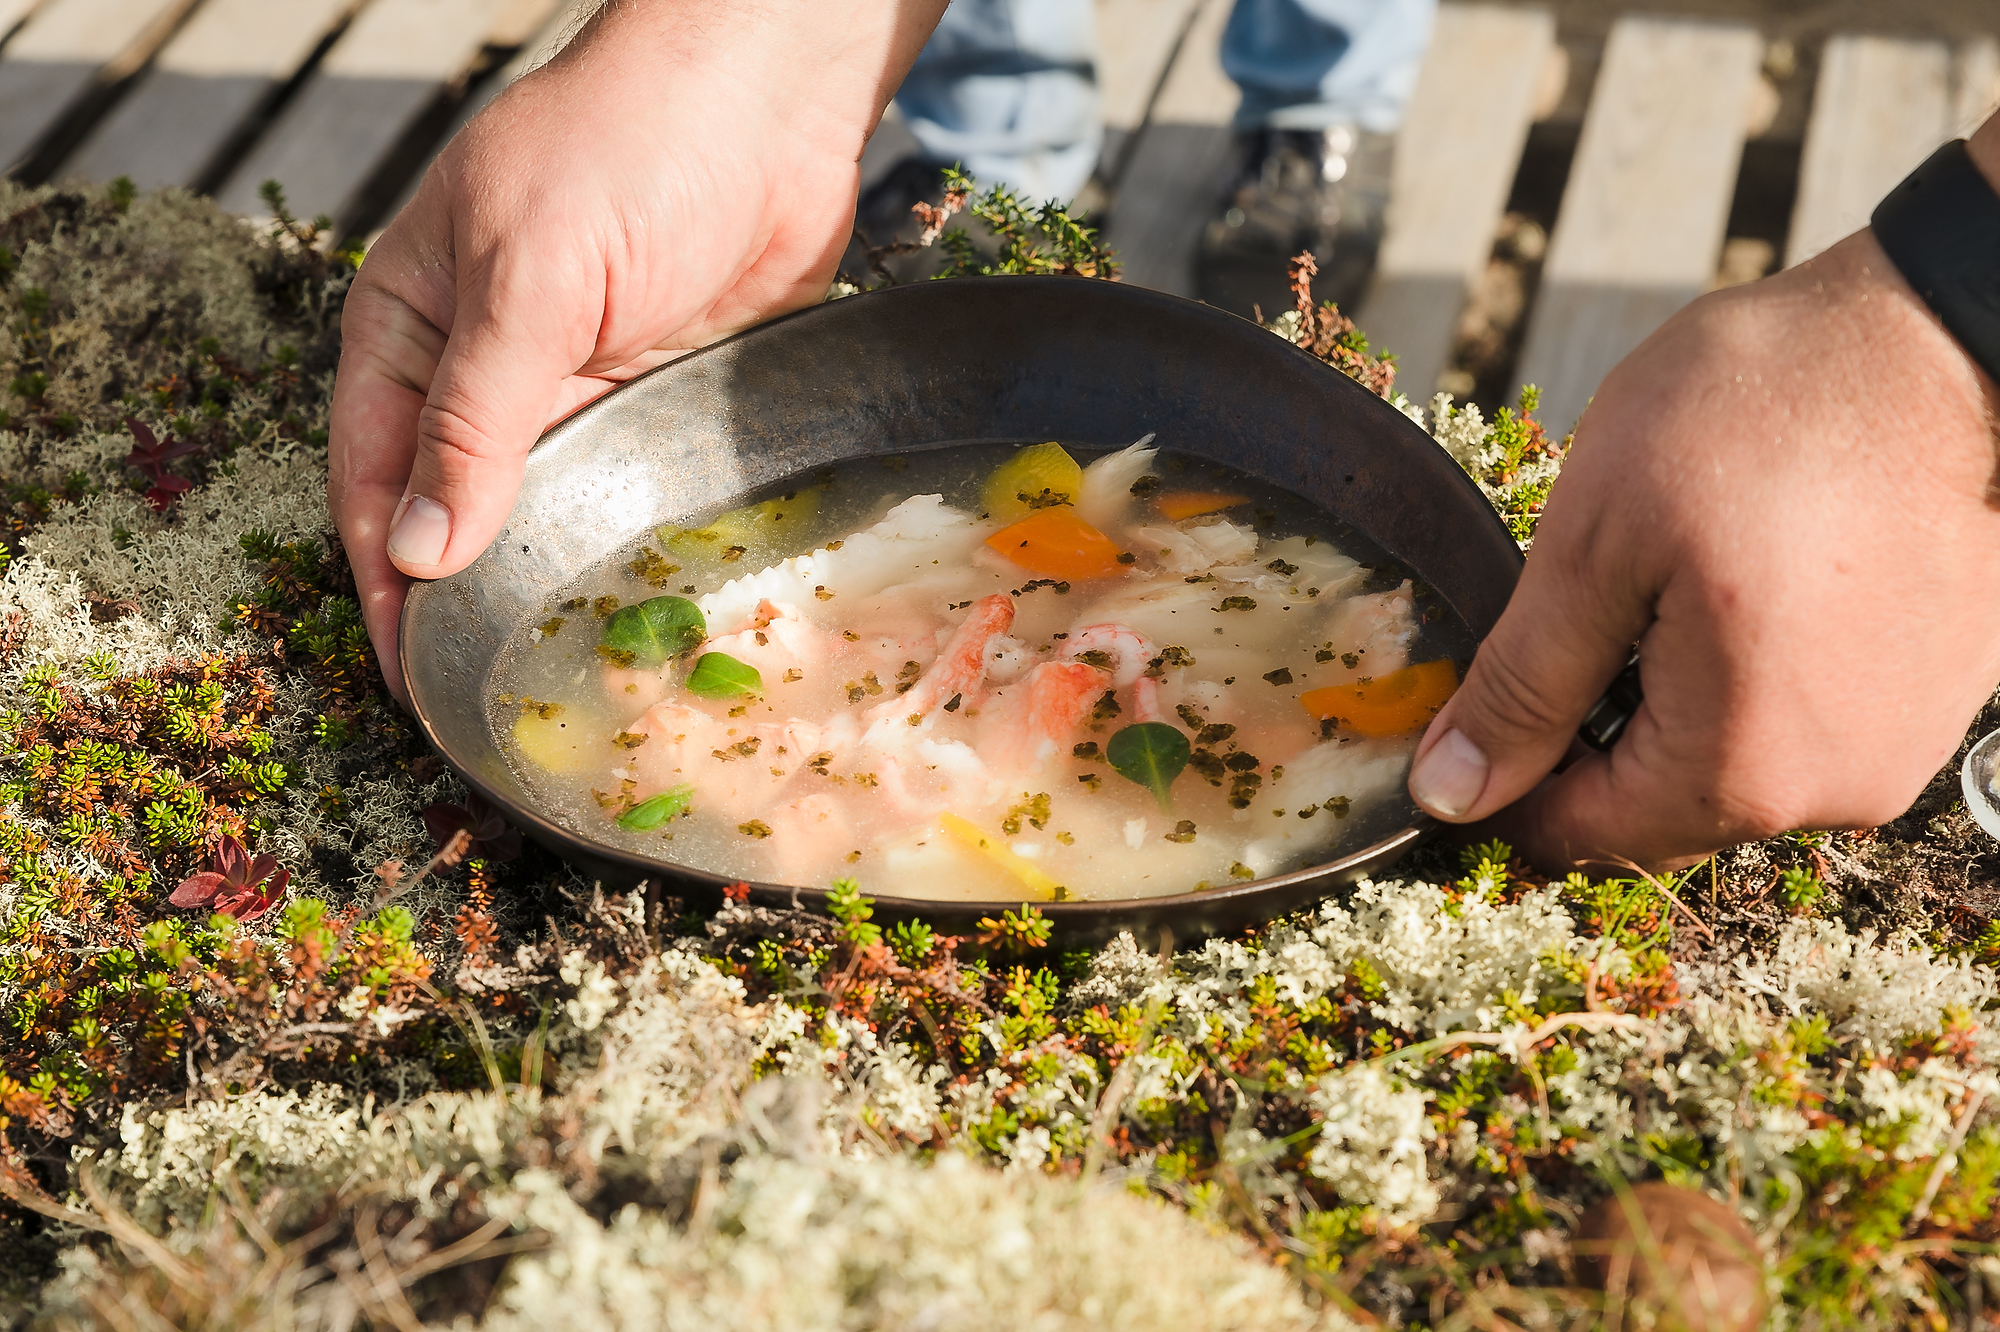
[{"left": 0, "top": 179, "right": 1997, "bottom": 1330}]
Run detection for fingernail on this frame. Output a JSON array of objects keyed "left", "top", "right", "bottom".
[
  {"left": 1409, "top": 728, "right": 1490, "bottom": 819},
  {"left": 387, "top": 495, "right": 450, "bottom": 568}
]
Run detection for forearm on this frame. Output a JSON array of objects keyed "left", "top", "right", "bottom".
[{"left": 554, "top": 0, "right": 949, "bottom": 159}]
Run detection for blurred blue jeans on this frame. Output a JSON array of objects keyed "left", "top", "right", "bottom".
[{"left": 895, "top": 0, "right": 1436, "bottom": 202}]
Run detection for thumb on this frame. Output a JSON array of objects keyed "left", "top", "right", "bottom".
[
  {"left": 384, "top": 269, "right": 592, "bottom": 579},
  {"left": 1407, "top": 540, "right": 1648, "bottom": 823}
]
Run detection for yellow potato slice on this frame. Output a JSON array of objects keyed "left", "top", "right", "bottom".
[
  {"left": 939, "top": 812, "right": 1064, "bottom": 900},
  {"left": 512, "top": 709, "right": 594, "bottom": 775},
  {"left": 661, "top": 490, "right": 823, "bottom": 564},
  {"left": 981, "top": 442, "right": 1083, "bottom": 523}
]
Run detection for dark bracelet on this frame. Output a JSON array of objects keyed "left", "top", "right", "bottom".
[{"left": 1871, "top": 138, "right": 2000, "bottom": 385}]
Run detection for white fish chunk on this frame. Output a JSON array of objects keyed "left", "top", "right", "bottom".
[
  {"left": 1132, "top": 518, "right": 1258, "bottom": 575},
  {"left": 698, "top": 495, "right": 990, "bottom": 629}
]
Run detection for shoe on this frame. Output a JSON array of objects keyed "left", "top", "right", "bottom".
[{"left": 1195, "top": 124, "right": 1394, "bottom": 321}]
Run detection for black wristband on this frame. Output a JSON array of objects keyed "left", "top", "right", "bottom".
[{"left": 1871, "top": 138, "right": 2000, "bottom": 384}]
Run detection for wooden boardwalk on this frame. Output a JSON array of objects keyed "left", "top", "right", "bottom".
[{"left": 5, "top": 0, "right": 1998, "bottom": 432}]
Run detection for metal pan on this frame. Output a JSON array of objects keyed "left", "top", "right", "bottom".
[{"left": 401, "top": 276, "right": 1524, "bottom": 943}]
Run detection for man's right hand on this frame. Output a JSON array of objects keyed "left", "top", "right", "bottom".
[{"left": 330, "top": 0, "right": 947, "bottom": 701}]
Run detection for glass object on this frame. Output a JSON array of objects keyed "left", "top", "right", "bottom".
[{"left": 1961, "top": 727, "right": 2000, "bottom": 840}]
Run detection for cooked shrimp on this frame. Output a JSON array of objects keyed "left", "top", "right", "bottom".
[
  {"left": 890, "top": 593, "right": 1015, "bottom": 717},
  {"left": 1062, "top": 623, "right": 1155, "bottom": 686},
  {"left": 703, "top": 599, "right": 829, "bottom": 685},
  {"left": 626, "top": 703, "right": 803, "bottom": 821},
  {"left": 984, "top": 660, "right": 1108, "bottom": 776},
  {"left": 764, "top": 791, "right": 851, "bottom": 881},
  {"left": 873, "top": 735, "right": 997, "bottom": 822},
  {"left": 1131, "top": 674, "right": 1165, "bottom": 723},
  {"left": 600, "top": 663, "right": 671, "bottom": 709}
]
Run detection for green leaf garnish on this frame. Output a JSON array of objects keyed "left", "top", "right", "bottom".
[
  {"left": 617, "top": 784, "right": 695, "bottom": 830},
  {"left": 1106, "top": 721, "right": 1191, "bottom": 813},
  {"left": 686, "top": 651, "right": 763, "bottom": 699},
  {"left": 599, "top": 595, "right": 706, "bottom": 669}
]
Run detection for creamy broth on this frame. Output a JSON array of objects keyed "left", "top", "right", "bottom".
[{"left": 489, "top": 439, "right": 1462, "bottom": 901}]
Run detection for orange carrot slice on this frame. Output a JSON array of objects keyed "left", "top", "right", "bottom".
[
  {"left": 1156, "top": 491, "right": 1250, "bottom": 521},
  {"left": 986, "top": 508, "right": 1127, "bottom": 580},
  {"left": 1301, "top": 659, "right": 1459, "bottom": 737}
]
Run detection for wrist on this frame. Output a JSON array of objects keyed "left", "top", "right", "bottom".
[{"left": 559, "top": 0, "right": 946, "bottom": 157}]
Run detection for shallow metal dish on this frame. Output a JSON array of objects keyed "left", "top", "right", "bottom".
[{"left": 401, "top": 277, "right": 1523, "bottom": 943}]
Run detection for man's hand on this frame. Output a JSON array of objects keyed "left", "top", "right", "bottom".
[
  {"left": 329, "top": 0, "right": 945, "bottom": 701},
  {"left": 1408, "top": 192, "right": 2000, "bottom": 871}
]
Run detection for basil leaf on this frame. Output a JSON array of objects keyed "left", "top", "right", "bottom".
[
  {"left": 600, "top": 596, "right": 706, "bottom": 669},
  {"left": 617, "top": 784, "right": 695, "bottom": 830},
  {"left": 686, "top": 651, "right": 763, "bottom": 699},
  {"left": 1107, "top": 721, "right": 1191, "bottom": 813}
]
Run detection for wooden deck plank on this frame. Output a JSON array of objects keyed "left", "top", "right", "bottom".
[
  {"left": 62, "top": 0, "right": 358, "bottom": 190},
  {"left": 0, "top": 0, "right": 49, "bottom": 47},
  {"left": 1355, "top": 3, "right": 1555, "bottom": 401},
  {"left": 0, "top": 0, "right": 193, "bottom": 173},
  {"left": 1103, "top": 0, "right": 1237, "bottom": 295},
  {"left": 381, "top": 0, "right": 579, "bottom": 225},
  {"left": 1097, "top": 0, "right": 1204, "bottom": 134},
  {"left": 1784, "top": 35, "right": 1951, "bottom": 267},
  {"left": 214, "top": 0, "right": 517, "bottom": 227},
  {"left": 1953, "top": 35, "right": 2000, "bottom": 135},
  {"left": 1511, "top": 15, "right": 1762, "bottom": 431}
]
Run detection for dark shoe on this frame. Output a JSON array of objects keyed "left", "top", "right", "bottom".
[{"left": 1196, "top": 125, "right": 1394, "bottom": 320}]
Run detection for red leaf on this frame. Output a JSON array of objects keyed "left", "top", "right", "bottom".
[
  {"left": 423, "top": 794, "right": 521, "bottom": 862},
  {"left": 214, "top": 866, "right": 288, "bottom": 920},
  {"left": 212, "top": 836, "right": 250, "bottom": 884},
  {"left": 124, "top": 416, "right": 158, "bottom": 454},
  {"left": 422, "top": 802, "right": 469, "bottom": 848},
  {"left": 171, "top": 872, "right": 226, "bottom": 907}
]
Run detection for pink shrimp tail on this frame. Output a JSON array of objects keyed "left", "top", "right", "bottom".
[
  {"left": 903, "top": 592, "right": 1015, "bottom": 715},
  {"left": 1132, "top": 674, "right": 1164, "bottom": 723}
]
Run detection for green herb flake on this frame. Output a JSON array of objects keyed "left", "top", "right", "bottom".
[{"left": 629, "top": 547, "right": 681, "bottom": 587}]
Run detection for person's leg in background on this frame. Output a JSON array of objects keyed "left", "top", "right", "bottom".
[
  {"left": 1204, "top": 0, "right": 1437, "bottom": 314},
  {"left": 856, "top": 0, "right": 1104, "bottom": 253}
]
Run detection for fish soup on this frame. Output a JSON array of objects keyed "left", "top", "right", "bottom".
[{"left": 488, "top": 439, "right": 1463, "bottom": 901}]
